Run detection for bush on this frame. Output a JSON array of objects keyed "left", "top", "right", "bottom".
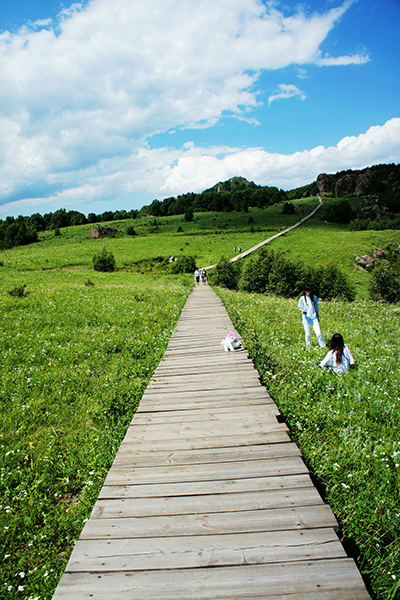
[
  {"left": 327, "top": 200, "right": 354, "bottom": 224},
  {"left": 8, "top": 283, "right": 28, "bottom": 298},
  {"left": 238, "top": 248, "right": 355, "bottom": 301},
  {"left": 209, "top": 256, "right": 239, "bottom": 289},
  {"left": 369, "top": 263, "right": 400, "bottom": 303},
  {"left": 170, "top": 255, "right": 196, "bottom": 274},
  {"left": 282, "top": 202, "right": 296, "bottom": 215},
  {"left": 92, "top": 247, "right": 116, "bottom": 272},
  {"left": 184, "top": 208, "right": 194, "bottom": 222},
  {"left": 126, "top": 225, "right": 136, "bottom": 236}
]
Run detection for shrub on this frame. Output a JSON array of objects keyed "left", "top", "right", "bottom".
[
  {"left": 8, "top": 283, "right": 28, "bottom": 298},
  {"left": 238, "top": 248, "right": 355, "bottom": 301},
  {"left": 369, "top": 263, "right": 400, "bottom": 303},
  {"left": 313, "top": 264, "right": 356, "bottom": 301},
  {"left": 126, "top": 225, "right": 136, "bottom": 236},
  {"left": 282, "top": 202, "right": 296, "bottom": 215},
  {"left": 170, "top": 255, "right": 196, "bottom": 274},
  {"left": 177, "top": 225, "right": 183, "bottom": 232},
  {"left": 209, "top": 256, "right": 239, "bottom": 289},
  {"left": 92, "top": 247, "right": 116, "bottom": 272},
  {"left": 84, "top": 279, "right": 95, "bottom": 287},
  {"left": 327, "top": 200, "right": 354, "bottom": 224},
  {"left": 184, "top": 208, "right": 194, "bottom": 222}
]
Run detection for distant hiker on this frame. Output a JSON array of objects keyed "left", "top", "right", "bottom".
[
  {"left": 233, "top": 245, "right": 236, "bottom": 252},
  {"left": 201, "top": 269, "right": 207, "bottom": 285},
  {"left": 318, "top": 333, "right": 354, "bottom": 374},
  {"left": 238, "top": 247, "right": 241, "bottom": 253},
  {"left": 194, "top": 268, "right": 200, "bottom": 285},
  {"left": 297, "top": 284, "right": 325, "bottom": 348}
]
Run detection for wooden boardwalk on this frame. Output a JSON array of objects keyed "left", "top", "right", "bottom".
[{"left": 53, "top": 284, "right": 370, "bottom": 599}]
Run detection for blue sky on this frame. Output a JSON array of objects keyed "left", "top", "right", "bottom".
[{"left": 0, "top": 0, "right": 399, "bottom": 218}]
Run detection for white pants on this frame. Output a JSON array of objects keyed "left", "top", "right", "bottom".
[{"left": 302, "top": 316, "right": 325, "bottom": 347}]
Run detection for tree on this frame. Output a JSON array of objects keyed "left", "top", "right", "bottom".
[{"left": 92, "top": 247, "right": 116, "bottom": 272}]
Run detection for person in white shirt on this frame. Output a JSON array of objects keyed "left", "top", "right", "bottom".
[
  {"left": 297, "top": 284, "right": 325, "bottom": 347},
  {"left": 318, "top": 333, "right": 355, "bottom": 374}
]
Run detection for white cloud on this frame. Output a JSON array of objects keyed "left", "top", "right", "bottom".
[
  {"left": 1, "top": 118, "right": 399, "bottom": 218},
  {"left": 268, "top": 84, "right": 307, "bottom": 104},
  {"left": 160, "top": 118, "right": 400, "bottom": 194},
  {"left": 0, "top": 0, "right": 377, "bottom": 216}
]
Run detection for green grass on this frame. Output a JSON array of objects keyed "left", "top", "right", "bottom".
[
  {"left": 1, "top": 199, "right": 400, "bottom": 598},
  {"left": 2, "top": 199, "right": 399, "bottom": 301},
  {"left": 0, "top": 269, "right": 192, "bottom": 599},
  {"left": 215, "top": 287, "right": 400, "bottom": 599}
]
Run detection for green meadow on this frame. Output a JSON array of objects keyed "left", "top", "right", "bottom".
[{"left": 1, "top": 198, "right": 400, "bottom": 599}]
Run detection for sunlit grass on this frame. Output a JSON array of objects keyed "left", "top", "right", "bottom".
[
  {"left": 216, "top": 287, "right": 400, "bottom": 599},
  {"left": 0, "top": 269, "right": 192, "bottom": 599}
]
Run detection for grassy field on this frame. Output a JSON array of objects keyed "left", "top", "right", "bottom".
[
  {"left": 1, "top": 198, "right": 399, "bottom": 599},
  {"left": 2, "top": 197, "right": 399, "bottom": 298},
  {"left": 216, "top": 288, "right": 400, "bottom": 599},
  {"left": 0, "top": 268, "right": 192, "bottom": 599}
]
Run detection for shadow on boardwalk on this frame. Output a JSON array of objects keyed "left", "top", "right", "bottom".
[{"left": 53, "top": 285, "right": 370, "bottom": 599}]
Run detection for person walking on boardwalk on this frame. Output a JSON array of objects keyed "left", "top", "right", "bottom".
[
  {"left": 297, "top": 284, "right": 325, "bottom": 348},
  {"left": 318, "top": 333, "right": 354, "bottom": 374},
  {"left": 201, "top": 268, "right": 207, "bottom": 285},
  {"left": 194, "top": 268, "right": 200, "bottom": 285}
]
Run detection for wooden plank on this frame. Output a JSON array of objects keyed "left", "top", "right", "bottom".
[
  {"left": 66, "top": 528, "right": 346, "bottom": 572},
  {"left": 123, "top": 421, "right": 289, "bottom": 442},
  {"left": 103, "top": 457, "right": 308, "bottom": 486},
  {"left": 112, "top": 442, "right": 301, "bottom": 467},
  {"left": 90, "top": 487, "right": 325, "bottom": 519},
  {"left": 80, "top": 505, "right": 339, "bottom": 540},
  {"left": 52, "top": 560, "right": 370, "bottom": 599},
  {"left": 100, "top": 474, "right": 312, "bottom": 499},
  {"left": 112, "top": 430, "right": 291, "bottom": 451},
  {"left": 136, "top": 397, "right": 278, "bottom": 413},
  {"left": 140, "top": 386, "right": 272, "bottom": 399},
  {"left": 132, "top": 406, "right": 280, "bottom": 423}
]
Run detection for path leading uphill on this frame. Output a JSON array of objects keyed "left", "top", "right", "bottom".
[
  {"left": 53, "top": 283, "right": 370, "bottom": 599},
  {"left": 206, "top": 195, "right": 324, "bottom": 270}
]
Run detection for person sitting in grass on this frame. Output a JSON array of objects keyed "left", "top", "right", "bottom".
[{"left": 318, "top": 333, "right": 355, "bottom": 374}]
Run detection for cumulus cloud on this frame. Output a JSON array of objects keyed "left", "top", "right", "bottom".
[
  {"left": 0, "top": 0, "right": 378, "bottom": 215},
  {"left": 1, "top": 118, "right": 399, "bottom": 218},
  {"left": 161, "top": 118, "right": 400, "bottom": 194}
]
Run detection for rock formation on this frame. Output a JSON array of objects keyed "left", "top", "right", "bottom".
[{"left": 88, "top": 226, "right": 118, "bottom": 238}]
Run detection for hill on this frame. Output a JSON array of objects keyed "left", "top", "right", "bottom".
[{"left": 205, "top": 176, "right": 259, "bottom": 193}]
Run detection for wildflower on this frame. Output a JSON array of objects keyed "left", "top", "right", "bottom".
[
  {"left": 18, "top": 586, "right": 24, "bottom": 592},
  {"left": 18, "top": 572, "right": 25, "bottom": 578}
]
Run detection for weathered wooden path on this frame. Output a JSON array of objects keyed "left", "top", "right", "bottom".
[{"left": 53, "top": 284, "right": 370, "bottom": 599}]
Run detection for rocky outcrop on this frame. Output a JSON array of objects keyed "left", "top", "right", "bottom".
[
  {"left": 335, "top": 174, "right": 357, "bottom": 197},
  {"left": 355, "top": 169, "right": 375, "bottom": 196},
  {"left": 354, "top": 253, "right": 375, "bottom": 269},
  {"left": 373, "top": 248, "right": 386, "bottom": 259},
  {"left": 316, "top": 173, "right": 333, "bottom": 194},
  {"left": 88, "top": 226, "right": 118, "bottom": 238}
]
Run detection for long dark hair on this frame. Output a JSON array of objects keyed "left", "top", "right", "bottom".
[
  {"left": 303, "top": 284, "right": 316, "bottom": 308},
  {"left": 329, "top": 333, "right": 345, "bottom": 365}
]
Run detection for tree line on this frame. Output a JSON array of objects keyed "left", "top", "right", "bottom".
[{"left": 0, "top": 208, "right": 139, "bottom": 250}]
